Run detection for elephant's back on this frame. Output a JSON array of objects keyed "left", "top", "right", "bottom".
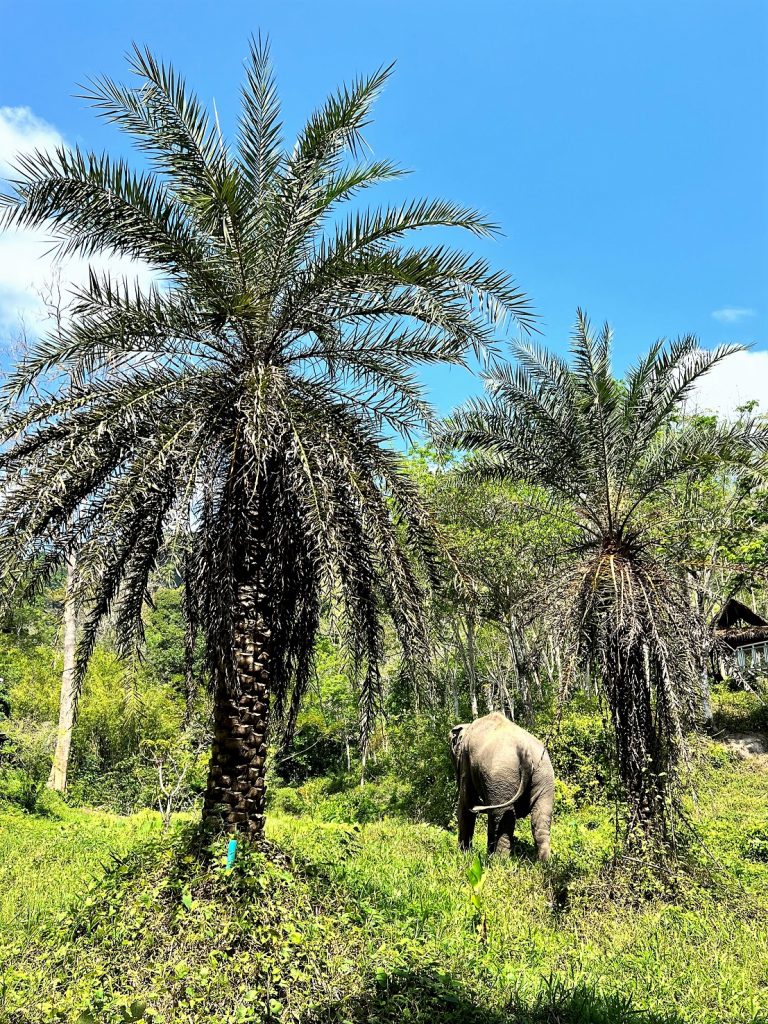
[{"left": 463, "top": 713, "right": 547, "bottom": 760}]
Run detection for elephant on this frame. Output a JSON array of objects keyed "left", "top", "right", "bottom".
[{"left": 450, "top": 712, "right": 555, "bottom": 861}]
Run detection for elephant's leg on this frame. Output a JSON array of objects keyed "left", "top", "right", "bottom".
[
  {"left": 457, "top": 781, "right": 476, "bottom": 852},
  {"left": 488, "top": 810, "right": 515, "bottom": 857},
  {"left": 530, "top": 797, "right": 552, "bottom": 861}
]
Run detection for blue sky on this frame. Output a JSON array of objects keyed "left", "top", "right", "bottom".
[{"left": 1, "top": 0, "right": 766, "bottom": 414}]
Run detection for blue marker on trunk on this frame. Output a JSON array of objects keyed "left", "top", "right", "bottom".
[{"left": 226, "top": 838, "right": 238, "bottom": 869}]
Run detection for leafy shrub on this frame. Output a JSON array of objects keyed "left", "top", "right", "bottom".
[
  {"left": 711, "top": 684, "right": 768, "bottom": 733},
  {"left": 30, "top": 786, "right": 71, "bottom": 819},
  {"left": 1, "top": 587, "right": 193, "bottom": 812},
  {"left": 68, "top": 649, "right": 184, "bottom": 777},
  {"left": 66, "top": 752, "right": 157, "bottom": 814},
  {"left": 313, "top": 781, "right": 412, "bottom": 824},
  {"left": 701, "top": 739, "right": 733, "bottom": 768},
  {"left": 269, "top": 775, "right": 408, "bottom": 824},
  {"left": 0, "top": 718, "right": 55, "bottom": 810},
  {"left": 545, "top": 706, "right": 617, "bottom": 804},
  {"left": 67, "top": 732, "right": 209, "bottom": 816},
  {"left": 276, "top": 708, "right": 350, "bottom": 783},
  {"left": 381, "top": 713, "right": 458, "bottom": 826},
  {"left": 742, "top": 827, "right": 768, "bottom": 863},
  {"left": 270, "top": 714, "right": 458, "bottom": 827},
  {"left": 553, "top": 777, "right": 580, "bottom": 814}
]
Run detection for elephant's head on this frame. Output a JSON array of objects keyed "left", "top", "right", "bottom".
[{"left": 450, "top": 723, "right": 468, "bottom": 778}]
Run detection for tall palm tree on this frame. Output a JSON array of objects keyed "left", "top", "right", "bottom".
[
  {"left": 444, "top": 311, "right": 762, "bottom": 838},
  {"left": 0, "top": 41, "right": 533, "bottom": 839}
]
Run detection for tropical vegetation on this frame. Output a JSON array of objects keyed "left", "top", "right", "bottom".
[
  {"left": 0, "top": 37, "right": 766, "bottom": 1024},
  {"left": 443, "top": 311, "right": 765, "bottom": 839}
]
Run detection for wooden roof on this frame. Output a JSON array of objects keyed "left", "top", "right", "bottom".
[{"left": 714, "top": 625, "right": 768, "bottom": 649}]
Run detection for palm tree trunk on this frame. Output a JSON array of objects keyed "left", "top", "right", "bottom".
[
  {"left": 48, "top": 552, "right": 77, "bottom": 792},
  {"left": 202, "top": 583, "right": 272, "bottom": 839},
  {"left": 609, "top": 651, "right": 663, "bottom": 833}
]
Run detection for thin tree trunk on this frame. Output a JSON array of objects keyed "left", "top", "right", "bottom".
[
  {"left": 449, "top": 666, "right": 460, "bottom": 719},
  {"left": 48, "top": 552, "right": 77, "bottom": 792},
  {"left": 202, "top": 583, "right": 272, "bottom": 839},
  {"left": 466, "top": 607, "right": 479, "bottom": 718},
  {"left": 450, "top": 610, "right": 478, "bottom": 719},
  {"left": 182, "top": 556, "right": 199, "bottom": 729},
  {"left": 183, "top": 616, "right": 198, "bottom": 730}
]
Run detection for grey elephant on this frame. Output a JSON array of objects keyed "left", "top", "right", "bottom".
[{"left": 450, "top": 712, "right": 555, "bottom": 860}]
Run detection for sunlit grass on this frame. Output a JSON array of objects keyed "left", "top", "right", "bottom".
[
  {"left": 0, "top": 802, "right": 163, "bottom": 941},
  {"left": 1, "top": 747, "right": 766, "bottom": 1022},
  {"left": 266, "top": 750, "right": 768, "bottom": 1023}
]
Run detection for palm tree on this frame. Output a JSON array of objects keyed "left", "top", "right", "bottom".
[
  {"left": 0, "top": 42, "right": 533, "bottom": 839},
  {"left": 444, "top": 311, "right": 762, "bottom": 838}
]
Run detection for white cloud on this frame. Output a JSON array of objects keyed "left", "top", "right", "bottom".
[
  {"left": 711, "top": 307, "right": 756, "bottom": 324},
  {"left": 0, "top": 106, "right": 64, "bottom": 179},
  {"left": 688, "top": 349, "right": 768, "bottom": 417},
  {"left": 0, "top": 106, "right": 152, "bottom": 338}
]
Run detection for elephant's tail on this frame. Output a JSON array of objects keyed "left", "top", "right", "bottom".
[{"left": 470, "top": 775, "right": 525, "bottom": 815}]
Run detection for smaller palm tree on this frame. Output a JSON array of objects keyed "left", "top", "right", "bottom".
[{"left": 444, "top": 310, "right": 763, "bottom": 838}]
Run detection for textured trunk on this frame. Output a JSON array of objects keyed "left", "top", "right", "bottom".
[
  {"left": 203, "top": 583, "right": 272, "bottom": 839},
  {"left": 610, "top": 653, "right": 662, "bottom": 832},
  {"left": 48, "top": 553, "right": 77, "bottom": 792}
]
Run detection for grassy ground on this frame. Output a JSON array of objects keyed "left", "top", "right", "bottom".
[
  {"left": 268, "top": 745, "right": 768, "bottom": 1022},
  {"left": 1, "top": 737, "right": 766, "bottom": 1024},
  {"left": 0, "top": 802, "right": 163, "bottom": 941}
]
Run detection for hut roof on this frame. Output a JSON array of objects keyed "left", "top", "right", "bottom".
[
  {"left": 713, "top": 598, "right": 768, "bottom": 631},
  {"left": 713, "top": 598, "right": 768, "bottom": 650},
  {"left": 714, "top": 625, "right": 768, "bottom": 648}
]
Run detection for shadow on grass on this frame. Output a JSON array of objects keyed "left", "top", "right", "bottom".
[{"left": 302, "top": 970, "right": 687, "bottom": 1024}]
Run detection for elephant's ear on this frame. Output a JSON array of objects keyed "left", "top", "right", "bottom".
[{"left": 450, "top": 724, "right": 467, "bottom": 759}]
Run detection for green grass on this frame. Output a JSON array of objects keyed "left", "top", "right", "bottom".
[
  {"left": 0, "top": 800, "right": 164, "bottom": 941},
  {"left": 1, "top": 732, "right": 766, "bottom": 1022},
  {"left": 268, "top": 755, "right": 768, "bottom": 1024}
]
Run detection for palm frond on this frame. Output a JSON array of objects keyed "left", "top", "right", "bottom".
[{"left": 238, "top": 34, "right": 283, "bottom": 201}]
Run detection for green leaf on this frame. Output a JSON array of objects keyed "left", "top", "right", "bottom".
[
  {"left": 122, "top": 1001, "right": 147, "bottom": 1022},
  {"left": 466, "top": 852, "right": 484, "bottom": 889}
]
